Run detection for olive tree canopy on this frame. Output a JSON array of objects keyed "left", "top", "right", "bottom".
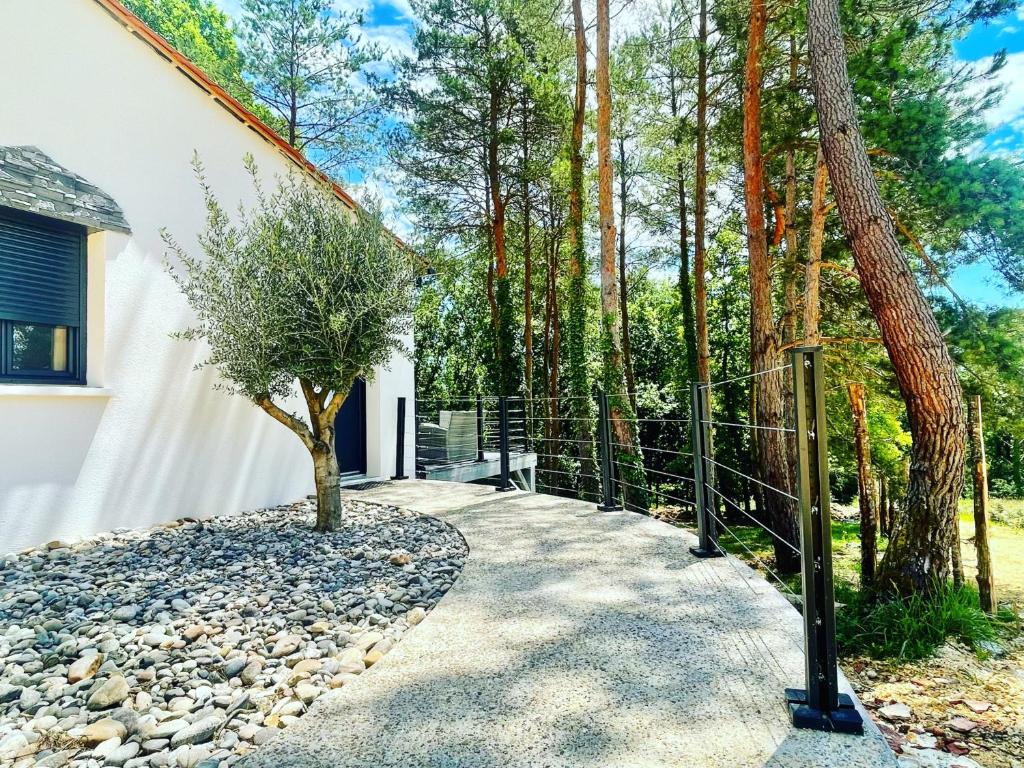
[{"left": 166, "top": 156, "right": 414, "bottom": 530}]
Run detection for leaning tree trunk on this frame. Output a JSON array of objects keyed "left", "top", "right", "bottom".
[
  {"left": 743, "top": 0, "right": 800, "bottom": 573},
  {"left": 597, "top": 0, "right": 646, "bottom": 510},
  {"left": 808, "top": 0, "right": 967, "bottom": 595}
]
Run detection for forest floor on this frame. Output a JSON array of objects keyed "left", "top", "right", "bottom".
[{"left": 653, "top": 496, "right": 1024, "bottom": 768}]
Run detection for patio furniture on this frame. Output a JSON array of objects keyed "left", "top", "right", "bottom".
[{"left": 418, "top": 410, "right": 479, "bottom": 464}]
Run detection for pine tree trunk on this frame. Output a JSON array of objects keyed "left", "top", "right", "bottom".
[
  {"left": 568, "top": 0, "right": 598, "bottom": 496},
  {"left": 782, "top": 37, "right": 799, "bottom": 347},
  {"left": 803, "top": 147, "right": 829, "bottom": 345},
  {"left": 743, "top": 0, "right": 800, "bottom": 573},
  {"left": 848, "top": 383, "right": 877, "bottom": 589},
  {"left": 548, "top": 239, "right": 562, "bottom": 468},
  {"left": 523, "top": 117, "right": 533, "bottom": 416},
  {"left": 669, "top": 71, "right": 697, "bottom": 384},
  {"left": 808, "top": 0, "right": 967, "bottom": 595},
  {"left": 489, "top": 76, "right": 514, "bottom": 396},
  {"left": 618, "top": 136, "right": 636, "bottom": 409},
  {"left": 970, "top": 396, "right": 996, "bottom": 613},
  {"left": 597, "top": 0, "right": 645, "bottom": 510},
  {"left": 694, "top": 0, "right": 711, "bottom": 384}
]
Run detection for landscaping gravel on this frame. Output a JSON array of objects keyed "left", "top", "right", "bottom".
[{"left": 0, "top": 498, "right": 467, "bottom": 767}]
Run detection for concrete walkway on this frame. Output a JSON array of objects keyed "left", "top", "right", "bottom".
[{"left": 241, "top": 480, "right": 896, "bottom": 768}]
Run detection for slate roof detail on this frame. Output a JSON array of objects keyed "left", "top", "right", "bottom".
[{"left": 0, "top": 145, "right": 131, "bottom": 233}]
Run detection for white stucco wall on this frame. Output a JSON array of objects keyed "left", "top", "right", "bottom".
[{"left": 0, "top": 0, "right": 415, "bottom": 554}]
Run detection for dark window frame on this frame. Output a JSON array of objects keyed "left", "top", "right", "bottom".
[{"left": 0, "top": 208, "right": 88, "bottom": 385}]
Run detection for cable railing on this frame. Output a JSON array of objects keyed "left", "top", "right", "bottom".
[
  {"left": 684, "top": 346, "right": 864, "bottom": 735},
  {"left": 394, "top": 345, "right": 864, "bottom": 736}
]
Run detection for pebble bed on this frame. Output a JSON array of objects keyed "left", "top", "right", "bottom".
[{"left": 0, "top": 498, "right": 467, "bottom": 767}]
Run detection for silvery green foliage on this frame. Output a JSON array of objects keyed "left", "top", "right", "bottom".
[{"left": 165, "top": 155, "right": 413, "bottom": 406}]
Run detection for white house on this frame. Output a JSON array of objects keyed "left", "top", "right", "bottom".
[{"left": 0, "top": 0, "right": 415, "bottom": 554}]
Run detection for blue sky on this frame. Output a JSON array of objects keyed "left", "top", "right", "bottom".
[
  {"left": 213, "top": 0, "right": 1023, "bottom": 308},
  {"left": 948, "top": 8, "right": 1024, "bottom": 307}
]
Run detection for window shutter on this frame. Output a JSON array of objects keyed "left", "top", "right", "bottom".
[{"left": 0, "top": 210, "right": 84, "bottom": 326}]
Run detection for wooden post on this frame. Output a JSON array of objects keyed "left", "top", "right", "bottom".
[
  {"left": 847, "top": 383, "right": 877, "bottom": 589},
  {"left": 951, "top": 525, "right": 965, "bottom": 588},
  {"left": 878, "top": 476, "right": 888, "bottom": 537},
  {"left": 970, "top": 395, "right": 996, "bottom": 614}
]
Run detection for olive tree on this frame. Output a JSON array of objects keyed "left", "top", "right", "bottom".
[{"left": 165, "top": 156, "right": 413, "bottom": 531}]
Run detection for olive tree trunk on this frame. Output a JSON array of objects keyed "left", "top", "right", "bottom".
[
  {"left": 258, "top": 379, "right": 348, "bottom": 532},
  {"left": 312, "top": 442, "right": 343, "bottom": 532},
  {"left": 808, "top": 0, "right": 967, "bottom": 595}
]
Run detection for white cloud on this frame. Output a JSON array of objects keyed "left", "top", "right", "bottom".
[
  {"left": 361, "top": 23, "right": 415, "bottom": 61},
  {"left": 380, "top": 0, "right": 416, "bottom": 21},
  {"left": 966, "top": 51, "right": 1024, "bottom": 133}
]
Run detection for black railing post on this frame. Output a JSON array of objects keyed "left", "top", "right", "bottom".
[
  {"left": 689, "top": 383, "right": 721, "bottom": 558},
  {"left": 413, "top": 398, "right": 425, "bottom": 479},
  {"left": 496, "top": 396, "right": 515, "bottom": 492},
  {"left": 476, "top": 394, "right": 485, "bottom": 463},
  {"left": 521, "top": 405, "right": 529, "bottom": 454},
  {"left": 597, "top": 389, "right": 623, "bottom": 511},
  {"left": 786, "top": 345, "right": 864, "bottom": 735},
  {"left": 391, "top": 397, "right": 408, "bottom": 480}
]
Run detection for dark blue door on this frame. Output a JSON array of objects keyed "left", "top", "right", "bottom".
[{"left": 335, "top": 378, "right": 367, "bottom": 476}]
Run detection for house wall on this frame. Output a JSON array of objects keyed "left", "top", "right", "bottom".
[{"left": 0, "top": 0, "right": 415, "bottom": 554}]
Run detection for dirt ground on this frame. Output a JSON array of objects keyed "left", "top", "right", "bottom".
[{"left": 847, "top": 636, "right": 1024, "bottom": 767}]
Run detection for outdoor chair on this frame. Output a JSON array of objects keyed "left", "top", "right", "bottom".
[{"left": 417, "top": 410, "right": 479, "bottom": 464}]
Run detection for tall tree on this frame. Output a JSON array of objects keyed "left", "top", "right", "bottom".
[
  {"left": 807, "top": 0, "right": 967, "bottom": 594},
  {"left": 238, "top": 0, "right": 382, "bottom": 174},
  {"left": 742, "top": 0, "right": 800, "bottom": 572},
  {"left": 610, "top": 38, "right": 654, "bottom": 407},
  {"left": 596, "top": 0, "right": 645, "bottom": 510},
  {"left": 566, "top": 0, "right": 599, "bottom": 495},
  {"left": 694, "top": 0, "right": 711, "bottom": 384}
]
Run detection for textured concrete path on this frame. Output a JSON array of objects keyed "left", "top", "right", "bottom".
[{"left": 240, "top": 480, "right": 896, "bottom": 768}]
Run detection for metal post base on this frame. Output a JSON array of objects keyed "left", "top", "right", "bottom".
[
  {"left": 688, "top": 546, "right": 724, "bottom": 558},
  {"left": 597, "top": 503, "right": 623, "bottom": 512},
  {"left": 785, "top": 689, "right": 865, "bottom": 735},
  {"left": 495, "top": 484, "right": 517, "bottom": 492},
  {"left": 390, "top": 474, "right": 409, "bottom": 481}
]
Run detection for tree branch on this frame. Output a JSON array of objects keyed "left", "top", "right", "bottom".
[{"left": 257, "top": 395, "right": 315, "bottom": 451}]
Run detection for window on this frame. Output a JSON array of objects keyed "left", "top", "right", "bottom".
[{"left": 0, "top": 209, "right": 86, "bottom": 384}]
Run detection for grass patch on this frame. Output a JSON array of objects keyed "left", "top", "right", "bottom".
[
  {"left": 834, "top": 582, "right": 1012, "bottom": 660},
  {"left": 961, "top": 495, "right": 1024, "bottom": 529},
  {"left": 671, "top": 500, "right": 1024, "bottom": 660}
]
